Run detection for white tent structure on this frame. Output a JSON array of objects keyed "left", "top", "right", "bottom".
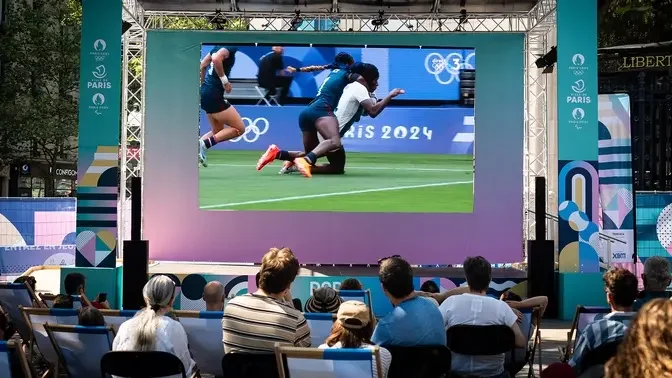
[{"left": 118, "top": 0, "right": 558, "bottom": 259}]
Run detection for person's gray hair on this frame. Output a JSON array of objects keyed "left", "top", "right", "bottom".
[
  {"left": 643, "top": 256, "right": 671, "bottom": 291},
  {"left": 132, "top": 275, "right": 176, "bottom": 350}
]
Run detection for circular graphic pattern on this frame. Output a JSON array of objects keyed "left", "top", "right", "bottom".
[
  {"left": 559, "top": 241, "right": 600, "bottom": 273},
  {"left": 568, "top": 211, "right": 590, "bottom": 232},
  {"left": 656, "top": 203, "right": 672, "bottom": 253},
  {"left": 559, "top": 201, "right": 579, "bottom": 221},
  {"left": 181, "top": 274, "right": 208, "bottom": 300},
  {"left": 579, "top": 221, "right": 599, "bottom": 241}
]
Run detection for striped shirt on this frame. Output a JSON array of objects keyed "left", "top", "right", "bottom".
[
  {"left": 569, "top": 311, "right": 635, "bottom": 370},
  {"left": 222, "top": 293, "right": 311, "bottom": 353}
]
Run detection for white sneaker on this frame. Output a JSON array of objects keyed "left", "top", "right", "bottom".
[{"left": 199, "top": 139, "right": 208, "bottom": 167}]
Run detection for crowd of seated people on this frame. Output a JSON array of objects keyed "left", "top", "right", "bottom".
[{"left": 1, "top": 249, "right": 670, "bottom": 378}]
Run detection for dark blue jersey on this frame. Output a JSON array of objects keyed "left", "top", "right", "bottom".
[
  {"left": 202, "top": 46, "right": 238, "bottom": 93},
  {"left": 311, "top": 68, "right": 351, "bottom": 109}
]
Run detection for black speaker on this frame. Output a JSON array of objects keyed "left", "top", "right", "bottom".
[
  {"left": 535, "top": 177, "right": 546, "bottom": 240},
  {"left": 527, "top": 240, "right": 557, "bottom": 318},
  {"left": 122, "top": 240, "right": 149, "bottom": 310},
  {"left": 122, "top": 176, "right": 149, "bottom": 310}
]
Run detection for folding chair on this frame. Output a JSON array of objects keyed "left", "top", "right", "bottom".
[
  {"left": 303, "top": 313, "right": 336, "bottom": 347},
  {"left": 100, "top": 351, "right": 187, "bottom": 378},
  {"left": 221, "top": 352, "right": 279, "bottom": 378},
  {"left": 275, "top": 344, "right": 383, "bottom": 378},
  {"left": 100, "top": 309, "right": 138, "bottom": 333},
  {"left": 505, "top": 307, "right": 543, "bottom": 378},
  {"left": 385, "top": 345, "right": 451, "bottom": 378},
  {"left": 0, "top": 340, "right": 14, "bottom": 378},
  {"left": 0, "top": 283, "right": 42, "bottom": 340},
  {"left": 20, "top": 307, "right": 79, "bottom": 368},
  {"left": 447, "top": 325, "right": 516, "bottom": 376},
  {"left": 173, "top": 310, "right": 224, "bottom": 376},
  {"left": 578, "top": 339, "right": 623, "bottom": 375},
  {"left": 45, "top": 324, "right": 115, "bottom": 378},
  {"left": 255, "top": 86, "right": 281, "bottom": 106},
  {"left": 563, "top": 306, "right": 611, "bottom": 362},
  {"left": 336, "top": 290, "right": 375, "bottom": 323},
  {"left": 5, "top": 339, "right": 33, "bottom": 378},
  {"left": 39, "top": 294, "right": 83, "bottom": 309}
]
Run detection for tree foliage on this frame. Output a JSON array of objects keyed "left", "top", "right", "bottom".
[
  {"left": 0, "top": 0, "right": 81, "bottom": 195},
  {"left": 599, "top": 0, "right": 672, "bottom": 47}
]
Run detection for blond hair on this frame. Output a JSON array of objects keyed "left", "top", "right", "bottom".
[
  {"left": 605, "top": 299, "right": 672, "bottom": 378},
  {"left": 131, "top": 275, "right": 176, "bottom": 351},
  {"left": 258, "top": 247, "right": 299, "bottom": 294}
]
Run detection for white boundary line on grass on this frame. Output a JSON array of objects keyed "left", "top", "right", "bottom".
[
  {"left": 201, "top": 180, "right": 473, "bottom": 209},
  {"left": 207, "top": 163, "right": 471, "bottom": 172}
]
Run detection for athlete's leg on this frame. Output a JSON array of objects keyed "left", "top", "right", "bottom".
[
  {"left": 257, "top": 110, "right": 318, "bottom": 171},
  {"left": 198, "top": 114, "right": 223, "bottom": 167},
  {"left": 312, "top": 147, "right": 346, "bottom": 174},
  {"left": 209, "top": 105, "right": 246, "bottom": 143},
  {"left": 294, "top": 116, "right": 341, "bottom": 178}
]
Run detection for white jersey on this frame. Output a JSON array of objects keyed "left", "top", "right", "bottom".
[{"left": 334, "top": 81, "right": 373, "bottom": 133}]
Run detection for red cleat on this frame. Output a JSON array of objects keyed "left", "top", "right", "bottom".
[
  {"left": 257, "top": 144, "right": 280, "bottom": 171},
  {"left": 294, "top": 157, "right": 312, "bottom": 178}
]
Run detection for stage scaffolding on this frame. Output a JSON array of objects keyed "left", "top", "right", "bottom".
[{"left": 118, "top": 0, "right": 557, "bottom": 260}]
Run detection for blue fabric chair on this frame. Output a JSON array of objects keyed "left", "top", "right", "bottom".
[
  {"left": 0, "top": 341, "right": 12, "bottom": 378},
  {"left": 335, "top": 290, "right": 374, "bottom": 322},
  {"left": 21, "top": 307, "right": 79, "bottom": 366},
  {"left": 275, "top": 345, "right": 381, "bottom": 378},
  {"left": 563, "top": 306, "right": 611, "bottom": 362},
  {"left": 304, "top": 313, "right": 336, "bottom": 347},
  {"left": 0, "top": 283, "right": 37, "bottom": 340},
  {"left": 173, "top": 310, "right": 224, "bottom": 377},
  {"left": 100, "top": 309, "right": 138, "bottom": 333},
  {"left": 45, "top": 324, "right": 114, "bottom": 378}
]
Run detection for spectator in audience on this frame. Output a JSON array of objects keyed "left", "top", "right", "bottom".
[
  {"left": 502, "top": 291, "right": 549, "bottom": 323},
  {"left": 605, "top": 298, "right": 672, "bottom": 378},
  {"left": 371, "top": 256, "right": 446, "bottom": 346},
  {"left": 633, "top": 256, "right": 671, "bottom": 311},
  {"left": 340, "top": 278, "right": 363, "bottom": 291},
  {"left": 320, "top": 301, "right": 392, "bottom": 378},
  {"left": 203, "top": 281, "right": 225, "bottom": 311},
  {"left": 53, "top": 294, "right": 74, "bottom": 309},
  {"left": 439, "top": 256, "right": 527, "bottom": 378},
  {"left": 223, "top": 247, "right": 310, "bottom": 353},
  {"left": 305, "top": 287, "right": 342, "bottom": 313},
  {"left": 257, "top": 266, "right": 303, "bottom": 311},
  {"left": 78, "top": 306, "right": 105, "bottom": 326},
  {"left": 420, "top": 280, "right": 440, "bottom": 294},
  {"left": 257, "top": 46, "right": 293, "bottom": 105},
  {"left": 569, "top": 268, "right": 638, "bottom": 373},
  {"left": 63, "top": 272, "right": 92, "bottom": 307},
  {"left": 113, "top": 275, "right": 195, "bottom": 377}
]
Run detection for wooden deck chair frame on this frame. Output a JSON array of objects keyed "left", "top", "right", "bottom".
[
  {"left": 274, "top": 344, "right": 382, "bottom": 378},
  {"left": 20, "top": 306, "right": 77, "bottom": 377},
  {"left": 7, "top": 339, "right": 33, "bottom": 378},
  {"left": 38, "top": 293, "right": 56, "bottom": 308},
  {"left": 44, "top": 324, "right": 116, "bottom": 378},
  {"left": 562, "top": 305, "right": 610, "bottom": 362}
]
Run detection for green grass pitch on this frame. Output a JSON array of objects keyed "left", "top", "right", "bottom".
[{"left": 199, "top": 150, "right": 474, "bottom": 213}]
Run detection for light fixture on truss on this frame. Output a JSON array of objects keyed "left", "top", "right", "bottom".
[
  {"left": 371, "top": 10, "right": 389, "bottom": 31},
  {"left": 289, "top": 10, "right": 304, "bottom": 31},
  {"left": 211, "top": 9, "right": 228, "bottom": 30},
  {"left": 455, "top": 9, "right": 468, "bottom": 31}
]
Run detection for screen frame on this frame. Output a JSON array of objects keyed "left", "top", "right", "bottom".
[{"left": 144, "top": 31, "right": 525, "bottom": 265}]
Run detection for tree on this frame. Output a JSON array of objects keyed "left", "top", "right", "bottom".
[
  {"left": 599, "top": 0, "right": 672, "bottom": 47},
  {"left": 0, "top": 0, "right": 81, "bottom": 196}
]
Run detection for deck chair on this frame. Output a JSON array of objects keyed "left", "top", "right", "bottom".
[
  {"left": 39, "top": 293, "right": 83, "bottom": 309},
  {"left": 20, "top": 307, "right": 79, "bottom": 368},
  {"left": 275, "top": 344, "right": 382, "bottom": 378},
  {"left": 0, "top": 283, "right": 41, "bottom": 340},
  {"left": 5, "top": 339, "right": 33, "bottom": 378},
  {"left": 505, "top": 307, "right": 543, "bottom": 378},
  {"left": 101, "top": 351, "right": 187, "bottom": 378},
  {"left": 0, "top": 340, "right": 13, "bottom": 378},
  {"left": 304, "top": 313, "right": 336, "bottom": 347},
  {"left": 563, "top": 306, "right": 611, "bottom": 362},
  {"left": 336, "top": 290, "right": 375, "bottom": 322},
  {"left": 99, "top": 310, "right": 138, "bottom": 333},
  {"left": 173, "top": 310, "right": 224, "bottom": 376},
  {"left": 45, "top": 324, "right": 114, "bottom": 378}
]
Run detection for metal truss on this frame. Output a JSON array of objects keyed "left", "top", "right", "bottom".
[
  {"left": 523, "top": 3, "right": 555, "bottom": 259},
  {"left": 143, "top": 11, "right": 531, "bottom": 32},
  {"left": 119, "top": 1, "right": 146, "bottom": 257}
]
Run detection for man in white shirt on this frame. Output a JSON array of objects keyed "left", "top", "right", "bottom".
[
  {"left": 279, "top": 63, "right": 404, "bottom": 174},
  {"left": 439, "top": 256, "right": 527, "bottom": 378}
]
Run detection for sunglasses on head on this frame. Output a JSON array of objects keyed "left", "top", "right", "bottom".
[{"left": 377, "top": 255, "right": 401, "bottom": 264}]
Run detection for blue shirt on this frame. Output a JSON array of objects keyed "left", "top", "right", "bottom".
[
  {"left": 371, "top": 296, "right": 446, "bottom": 347},
  {"left": 202, "top": 46, "right": 238, "bottom": 94},
  {"left": 632, "top": 290, "right": 672, "bottom": 312},
  {"left": 569, "top": 311, "right": 634, "bottom": 372}
]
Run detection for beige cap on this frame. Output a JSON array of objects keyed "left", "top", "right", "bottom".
[{"left": 337, "top": 300, "right": 370, "bottom": 329}]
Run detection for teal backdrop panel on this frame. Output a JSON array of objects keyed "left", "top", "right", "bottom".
[
  {"left": 557, "top": 0, "right": 600, "bottom": 273},
  {"left": 60, "top": 267, "right": 118, "bottom": 309},
  {"left": 75, "top": 0, "right": 122, "bottom": 268}
]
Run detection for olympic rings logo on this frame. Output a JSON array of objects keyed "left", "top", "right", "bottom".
[
  {"left": 424, "top": 52, "right": 475, "bottom": 85},
  {"left": 231, "top": 117, "right": 269, "bottom": 143}
]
